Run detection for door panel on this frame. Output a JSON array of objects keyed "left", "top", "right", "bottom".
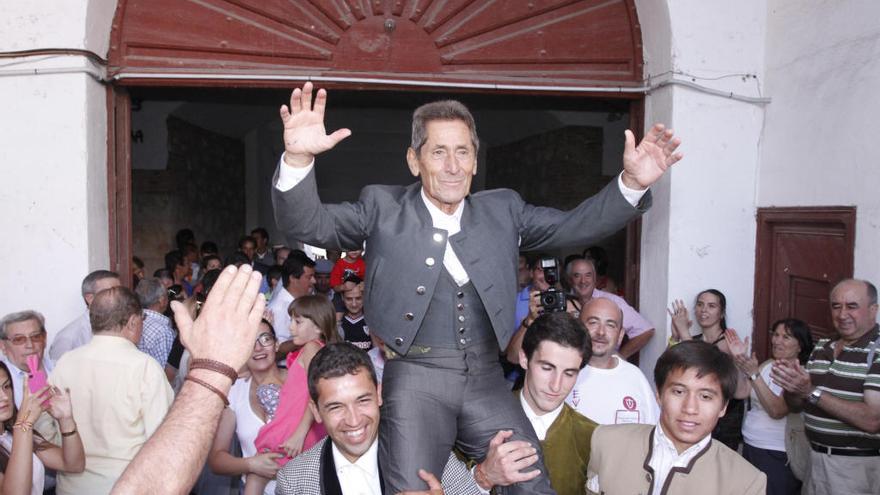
[{"left": 753, "top": 207, "right": 855, "bottom": 360}]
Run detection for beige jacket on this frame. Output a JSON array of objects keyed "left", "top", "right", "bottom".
[{"left": 587, "top": 424, "right": 765, "bottom": 495}]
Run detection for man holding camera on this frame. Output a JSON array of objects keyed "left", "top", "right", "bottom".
[{"left": 272, "top": 82, "right": 682, "bottom": 492}]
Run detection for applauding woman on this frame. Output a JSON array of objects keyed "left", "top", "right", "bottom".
[
  {"left": 0, "top": 362, "right": 85, "bottom": 495},
  {"left": 726, "top": 319, "right": 813, "bottom": 495}
]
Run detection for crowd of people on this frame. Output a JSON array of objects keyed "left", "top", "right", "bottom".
[{"left": 0, "top": 82, "right": 877, "bottom": 495}]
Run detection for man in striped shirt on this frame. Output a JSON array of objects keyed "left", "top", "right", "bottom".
[{"left": 772, "top": 278, "right": 880, "bottom": 495}]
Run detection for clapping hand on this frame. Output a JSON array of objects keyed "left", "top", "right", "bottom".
[
  {"left": 621, "top": 123, "right": 683, "bottom": 190},
  {"left": 280, "top": 82, "right": 352, "bottom": 167},
  {"left": 46, "top": 386, "right": 74, "bottom": 421},
  {"left": 667, "top": 299, "right": 692, "bottom": 341}
]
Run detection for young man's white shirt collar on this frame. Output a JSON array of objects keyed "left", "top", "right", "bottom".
[
  {"left": 648, "top": 423, "right": 711, "bottom": 495},
  {"left": 332, "top": 438, "right": 382, "bottom": 495},
  {"left": 519, "top": 391, "right": 564, "bottom": 441}
]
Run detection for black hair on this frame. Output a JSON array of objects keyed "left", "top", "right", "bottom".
[
  {"left": 200, "top": 269, "right": 222, "bottom": 297},
  {"left": 251, "top": 227, "right": 269, "bottom": 241},
  {"left": 267, "top": 265, "right": 283, "bottom": 285},
  {"left": 307, "top": 343, "right": 377, "bottom": 402},
  {"left": 164, "top": 250, "right": 184, "bottom": 271},
  {"left": 521, "top": 312, "right": 592, "bottom": 369},
  {"left": 282, "top": 250, "right": 316, "bottom": 285},
  {"left": 697, "top": 289, "right": 728, "bottom": 330},
  {"left": 175, "top": 228, "right": 195, "bottom": 251},
  {"left": 654, "top": 340, "right": 738, "bottom": 404},
  {"left": 238, "top": 235, "right": 256, "bottom": 249},
  {"left": 771, "top": 318, "right": 814, "bottom": 365},
  {"left": 582, "top": 246, "right": 610, "bottom": 276},
  {"left": 200, "top": 241, "right": 218, "bottom": 256},
  {"left": 224, "top": 251, "right": 250, "bottom": 267},
  {"left": 202, "top": 254, "right": 221, "bottom": 268}
]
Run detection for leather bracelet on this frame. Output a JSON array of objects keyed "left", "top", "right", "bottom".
[
  {"left": 61, "top": 428, "right": 78, "bottom": 437},
  {"left": 189, "top": 358, "right": 238, "bottom": 382},
  {"left": 185, "top": 375, "right": 230, "bottom": 407},
  {"left": 474, "top": 463, "right": 493, "bottom": 491}
]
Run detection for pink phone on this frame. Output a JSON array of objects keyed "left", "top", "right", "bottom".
[{"left": 27, "top": 355, "right": 47, "bottom": 394}]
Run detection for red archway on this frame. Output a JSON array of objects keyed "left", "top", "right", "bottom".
[
  {"left": 108, "top": 0, "right": 643, "bottom": 88},
  {"left": 106, "top": 0, "right": 646, "bottom": 306}
]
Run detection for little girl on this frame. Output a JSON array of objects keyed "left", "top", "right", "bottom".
[{"left": 246, "top": 295, "right": 339, "bottom": 494}]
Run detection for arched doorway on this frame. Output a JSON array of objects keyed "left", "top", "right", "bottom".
[{"left": 107, "top": 0, "right": 647, "bottom": 305}]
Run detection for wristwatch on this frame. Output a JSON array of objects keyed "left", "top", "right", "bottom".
[
  {"left": 748, "top": 372, "right": 759, "bottom": 382},
  {"left": 807, "top": 388, "right": 823, "bottom": 406}
]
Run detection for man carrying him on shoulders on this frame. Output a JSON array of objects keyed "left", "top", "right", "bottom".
[
  {"left": 275, "top": 342, "right": 483, "bottom": 495},
  {"left": 475, "top": 312, "right": 597, "bottom": 495}
]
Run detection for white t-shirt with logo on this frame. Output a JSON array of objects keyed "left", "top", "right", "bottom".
[{"left": 565, "top": 356, "right": 659, "bottom": 425}]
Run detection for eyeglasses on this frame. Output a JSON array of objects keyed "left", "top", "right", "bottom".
[
  {"left": 255, "top": 332, "right": 276, "bottom": 347},
  {"left": 3, "top": 332, "right": 46, "bottom": 346}
]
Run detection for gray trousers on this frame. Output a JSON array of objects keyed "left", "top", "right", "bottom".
[{"left": 379, "top": 340, "right": 556, "bottom": 494}]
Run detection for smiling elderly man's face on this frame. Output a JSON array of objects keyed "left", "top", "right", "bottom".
[{"left": 407, "top": 120, "right": 477, "bottom": 215}]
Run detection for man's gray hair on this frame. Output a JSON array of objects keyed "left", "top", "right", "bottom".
[
  {"left": 81, "top": 270, "right": 120, "bottom": 298},
  {"left": 410, "top": 100, "right": 480, "bottom": 154},
  {"left": 565, "top": 256, "right": 595, "bottom": 278},
  {"left": 0, "top": 310, "right": 46, "bottom": 340},
  {"left": 135, "top": 278, "right": 167, "bottom": 309},
  {"left": 90, "top": 287, "right": 142, "bottom": 334}
]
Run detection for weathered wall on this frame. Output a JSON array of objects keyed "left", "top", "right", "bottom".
[
  {"left": 0, "top": 1, "right": 115, "bottom": 343},
  {"left": 758, "top": 0, "right": 880, "bottom": 284}
]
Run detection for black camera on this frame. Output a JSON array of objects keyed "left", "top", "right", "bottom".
[{"left": 539, "top": 257, "right": 567, "bottom": 313}]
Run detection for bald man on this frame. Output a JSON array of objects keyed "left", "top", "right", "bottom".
[{"left": 565, "top": 297, "right": 658, "bottom": 425}]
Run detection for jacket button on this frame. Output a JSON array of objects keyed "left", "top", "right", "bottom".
[
  {"left": 433, "top": 233, "right": 444, "bottom": 243},
  {"left": 425, "top": 257, "right": 435, "bottom": 267},
  {"left": 458, "top": 327, "right": 466, "bottom": 334},
  {"left": 456, "top": 291, "right": 464, "bottom": 299},
  {"left": 404, "top": 312, "right": 414, "bottom": 321},
  {"left": 458, "top": 315, "right": 465, "bottom": 322},
  {"left": 394, "top": 337, "right": 404, "bottom": 346},
  {"left": 416, "top": 286, "right": 426, "bottom": 295},
  {"left": 457, "top": 303, "right": 464, "bottom": 310},
  {"left": 459, "top": 338, "right": 467, "bottom": 345}
]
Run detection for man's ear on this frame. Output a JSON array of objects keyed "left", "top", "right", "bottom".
[
  {"left": 406, "top": 148, "right": 420, "bottom": 177},
  {"left": 518, "top": 349, "right": 529, "bottom": 370},
  {"left": 308, "top": 400, "right": 323, "bottom": 424},
  {"left": 376, "top": 382, "right": 383, "bottom": 408},
  {"left": 615, "top": 327, "right": 626, "bottom": 349}
]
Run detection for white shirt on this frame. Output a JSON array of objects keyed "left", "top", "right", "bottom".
[
  {"left": 267, "top": 285, "right": 294, "bottom": 342},
  {"left": 742, "top": 363, "right": 786, "bottom": 451},
  {"left": 649, "top": 424, "right": 711, "bottom": 495},
  {"left": 520, "top": 391, "right": 563, "bottom": 441},
  {"left": 332, "top": 438, "right": 382, "bottom": 495},
  {"left": 48, "top": 311, "right": 91, "bottom": 361},
  {"left": 565, "top": 356, "right": 659, "bottom": 425}
]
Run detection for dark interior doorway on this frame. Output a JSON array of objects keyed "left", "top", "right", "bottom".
[{"left": 127, "top": 87, "right": 636, "bottom": 297}]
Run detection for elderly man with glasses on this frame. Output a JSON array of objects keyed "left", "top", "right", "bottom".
[{"left": 0, "top": 310, "right": 53, "bottom": 409}]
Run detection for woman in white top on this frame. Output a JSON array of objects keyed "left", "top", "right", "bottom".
[
  {"left": 208, "top": 320, "right": 286, "bottom": 495},
  {"left": 0, "top": 362, "right": 85, "bottom": 495},
  {"left": 726, "top": 318, "right": 814, "bottom": 495}
]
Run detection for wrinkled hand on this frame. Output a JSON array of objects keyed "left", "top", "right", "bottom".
[
  {"left": 771, "top": 359, "right": 812, "bottom": 398},
  {"left": 280, "top": 429, "right": 307, "bottom": 458},
  {"left": 46, "top": 386, "right": 74, "bottom": 421},
  {"left": 246, "top": 452, "right": 282, "bottom": 478},
  {"left": 477, "top": 430, "right": 540, "bottom": 490},
  {"left": 171, "top": 265, "right": 265, "bottom": 371},
  {"left": 667, "top": 299, "right": 692, "bottom": 340},
  {"left": 396, "top": 469, "right": 444, "bottom": 495},
  {"left": 621, "top": 123, "right": 683, "bottom": 189},
  {"left": 724, "top": 329, "right": 750, "bottom": 358},
  {"left": 280, "top": 82, "right": 352, "bottom": 167}
]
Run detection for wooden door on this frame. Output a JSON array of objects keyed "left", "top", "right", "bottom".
[{"left": 752, "top": 207, "right": 856, "bottom": 360}]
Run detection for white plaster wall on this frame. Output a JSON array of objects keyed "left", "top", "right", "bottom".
[
  {"left": 636, "top": 0, "right": 768, "bottom": 377},
  {"left": 759, "top": 0, "right": 880, "bottom": 284},
  {"left": 0, "top": 0, "right": 116, "bottom": 344}
]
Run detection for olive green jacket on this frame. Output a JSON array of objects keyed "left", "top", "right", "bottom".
[{"left": 541, "top": 402, "right": 598, "bottom": 495}]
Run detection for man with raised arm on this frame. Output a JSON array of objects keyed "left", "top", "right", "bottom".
[{"left": 271, "top": 82, "right": 682, "bottom": 493}]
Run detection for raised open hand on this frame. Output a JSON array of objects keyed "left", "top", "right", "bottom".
[
  {"left": 667, "top": 299, "right": 692, "bottom": 341},
  {"left": 724, "top": 329, "right": 750, "bottom": 358},
  {"left": 280, "top": 82, "right": 352, "bottom": 167},
  {"left": 621, "top": 123, "right": 683, "bottom": 190}
]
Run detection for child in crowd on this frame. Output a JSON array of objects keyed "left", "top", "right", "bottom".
[
  {"left": 338, "top": 279, "right": 371, "bottom": 351},
  {"left": 330, "top": 249, "right": 365, "bottom": 292},
  {"left": 246, "top": 296, "right": 339, "bottom": 495}
]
